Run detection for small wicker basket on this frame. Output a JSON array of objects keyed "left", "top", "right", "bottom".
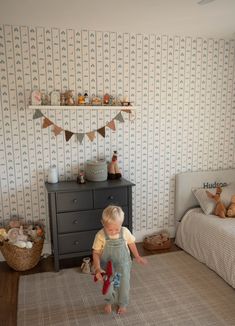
[
  {"left": 143, "top": 232, "right": 171, "bottom": 251},
  {"left": 0, "top": 238, "right": 44, "bottom": 271}
]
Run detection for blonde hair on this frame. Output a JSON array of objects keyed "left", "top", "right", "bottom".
[{"left": 102, "top": 205, "right": 124, "bottom": 225}]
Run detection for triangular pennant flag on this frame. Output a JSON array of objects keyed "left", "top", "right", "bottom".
[
  {"left": 65, "top": 130, "right": 74, "bottom": 141},
  {"left": 114, "top": 112, "right": 124, "bottom": 123},
  {"left": 33, "top": 109, "right": 44, "bottom": 119},
  {"left": 77, "top": 133, "right": 85, "bottom": 144},
  {"left": 121, "top": 109, "right": 132, "bottom": 113},
  {"left": 86, "top": 131, "right": 96, "bottom": 142},
  {"left": 97, "top": 126, "right": 106, "bottom": 138},
  {"left": 53, "top": 125, "right": 63, "bottom": 136},
  {"left": 107, "top": 120, "right": 116, "bottom": 131},
  {"left": 42, "top": 117, "right": 53, "bottom": 128}
]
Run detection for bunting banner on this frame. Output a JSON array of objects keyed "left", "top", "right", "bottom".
[
  {"left": 65, "top": 130, "right": 74, "bottom": 141},
  {"left": 86, "top": 131, "right": 96, "bottom": 142},
  {"left": 107, "top": 120, "right": 116, "bottom": 131},
  {"left": 33, "top": 109, "right": 44, "bottom": 119},
  {"left": 53, "top": 125, "right": 63, "bottom": 136},
  {"left": 42, "top": 117, "right": 53, "bottom": 128},
  {"left": 77, "top": 133, "right": 85, "bottom": 144},
  {"left": 114, "top": 112, "right": 124, "bottom": 123},
  {"left": 97, "top": 126, "right": 106, "bottom": 138},
  {"left": 33, "top": 108, "right": 133, "bottom": 143}
]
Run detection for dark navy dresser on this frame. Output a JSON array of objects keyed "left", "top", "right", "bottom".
[{"left": 45, "top": 178, "right": 134, "bottom": 271}]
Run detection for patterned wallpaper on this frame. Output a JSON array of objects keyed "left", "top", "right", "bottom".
[{"left": 0, "top": 24, "right": 235, "bottom": 245}]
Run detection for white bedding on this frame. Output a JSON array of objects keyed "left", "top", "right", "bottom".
[{"left": 175, "top": 207, "right": 235, "bottom": 288}]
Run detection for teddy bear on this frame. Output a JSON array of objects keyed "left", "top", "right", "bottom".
[
  {"left": 64, "top": 90, "right": 74, "bottom": 105},
  {"left": 206, "top": 186, "right": 227, "bottom": 218},
  {"left": 226, "top": 195, "right": 235, "bottom": 217}
]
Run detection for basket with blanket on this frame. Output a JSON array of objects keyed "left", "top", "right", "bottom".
[{"left": 143, "top": 230, "right": 171, "bottom": 251}]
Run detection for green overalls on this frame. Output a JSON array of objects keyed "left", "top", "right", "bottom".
[{"left": 101, "top": 227, "right": 132, "bottom": 307}]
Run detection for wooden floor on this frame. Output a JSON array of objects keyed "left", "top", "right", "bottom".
[{"left": 0, "top": 240, "right": 180, "bottom": 326}]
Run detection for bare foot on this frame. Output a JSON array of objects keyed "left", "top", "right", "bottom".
[
  {"left": 117, "top": 306, "right": 127, "bottom": 314},
  {"left": 104, "top": 304, "right": 112, "bottom": 314}
]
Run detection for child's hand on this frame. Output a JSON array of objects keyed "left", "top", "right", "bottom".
[
  {"left": 135, "top": 256, "right": 148, "bottom": 265},
  {"left": 95, "top": 271, "right": 104, "bottom": 282}
]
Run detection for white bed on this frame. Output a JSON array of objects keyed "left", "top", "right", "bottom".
[{"left": 175, "top": 169, "right": 235, "bottom": 288}]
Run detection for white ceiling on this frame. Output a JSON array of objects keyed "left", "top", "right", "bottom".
[{"left": 1, "top": 0, "right": 235, "bottom": 39}]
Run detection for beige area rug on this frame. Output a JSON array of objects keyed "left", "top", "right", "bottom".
[{"left": 18, "top": 251, "right": 235, "bottom": 326}]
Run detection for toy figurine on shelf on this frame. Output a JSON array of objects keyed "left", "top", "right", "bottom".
[
  {"left": 109, "top": 95, "right": 114, "bottom": 106},
  {"left": 60, "top": 93, "right": 65, "bottom": 106},
  {"left": 64, "top": 90, "right": 75, "bottom": 105},
  {"left": 103, "top": 93, "right": 110, "bottom": 105},
  {"left": 84, "top": 93, "right": 90, "bottom": 105},
  {"left": 108, "top": 151, "right": 122, "bottom": 180},
  {"left": 78, "top": 93, "right": 85, "bottom": 105},
  {"left": 77, "top": 172, "right": 86, "bottom": 184},
  {"left": 91, "top": 96, "right": 102, "bottom": 106},
  {"left": 31, "top": 90, "right": 42, "bottom": 105},
  {"left": 121, "top": 96, "right": 131, "bottom": 106},
  {"left": 41, "top": 93, "right": 50, "bottom": 105}
]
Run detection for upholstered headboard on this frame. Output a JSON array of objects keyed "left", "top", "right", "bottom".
[{"left": 175, "top": 169, "right": 235, "bottom": 223}]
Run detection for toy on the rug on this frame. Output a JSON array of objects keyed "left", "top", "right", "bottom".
[
  {"left": 94, "top": 260, "right": 113, "bottom": 295},
  {"left": 227, "top": 195, "right": 235, "bottom": 217},
  {"left": 206, "top": 186, "right": 226, "bottom": 218},
  {"left": 108, "top": 151, "right": 122, "bottom": 180},
  {"left": 81, "top": 257, "right": 91, "bottom": 274}
]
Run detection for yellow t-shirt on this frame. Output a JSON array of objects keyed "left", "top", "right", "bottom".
[{"left": 92, "top": 226, "right": 135, "bottom": 252}]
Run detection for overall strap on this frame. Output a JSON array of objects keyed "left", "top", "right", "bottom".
[
  {"left": 103, "top": 228, "right": 110, "bottom": 240},
  {"left": 119, "top": 227, "right": 124, "bottom": 239}
]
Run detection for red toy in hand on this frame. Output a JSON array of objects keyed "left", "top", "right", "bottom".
[{"left": 94, "top": 260, "right": 113, "bottom": 295}]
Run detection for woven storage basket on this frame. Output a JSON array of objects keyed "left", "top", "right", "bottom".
[
  {"left": 143, "top": 233, "right": 171, "bottom": 251},
  {"left": 0, "top": 238, "right": 44, "bottom": 271}
]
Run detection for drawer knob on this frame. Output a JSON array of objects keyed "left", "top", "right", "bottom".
[
  {"left": 73, "top": 199, "right": 78, "bottom": 204},
  {"left": 73, "top": 219, "right": 78, "bottom": 224},
  {"left": 74, "top": 241, "right": 79, "bottom": 245},
  {"left": 108, "top": 196, "right": 114, "bottom": 200}
]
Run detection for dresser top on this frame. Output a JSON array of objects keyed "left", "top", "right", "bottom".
[{"left": 45, "top": 178, "right": 135, "bottom": 193}]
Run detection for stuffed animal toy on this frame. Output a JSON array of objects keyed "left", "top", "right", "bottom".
[
  {"left": 81, "top": 257, "right": 91, "bottom": 274},
  {"left": 64, "top": 90, "right": 74, "bottom": 105},
  {"left": 206, "top": 187, "right": 226, "bottom": 218},
  {"left": 7, "top": 226, "right": 33, "bottom": 248},
  {"left": 108, "top": 151, "right": 122, "bottom": 180},
  {"left": 227, "top": 195, "right": 235, "bottom": 217},
  {"left": 94, "top": 260, "right": 113, "bottom": 295}
]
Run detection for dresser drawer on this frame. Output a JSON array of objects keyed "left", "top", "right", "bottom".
[
  {"left": 94, "top": 188, "right": 127, "bottom": 208},
  {"left": 58, "top": 230, "right": 97, "bottom": 255},
  {"left": 56, "top": 191, "right": 93, "bottom": 212},
  {"left": 57, "top": 210, "right": 103, "bottom": 233}
]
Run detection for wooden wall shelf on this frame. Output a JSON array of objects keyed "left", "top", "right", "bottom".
[{"left": 29, "top": 105, "right": 135, "bottom": 111}]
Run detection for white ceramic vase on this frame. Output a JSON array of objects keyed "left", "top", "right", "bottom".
[{"left": 48, "top": 166, "right": 58, "bottom": 183}]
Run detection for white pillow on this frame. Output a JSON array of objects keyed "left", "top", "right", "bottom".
[
  {"left": 192, "top": 183, "right": 235, "bottom": 215},
  {"left": 192, "top": 187, "right": 216, "bottom": 215}
]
